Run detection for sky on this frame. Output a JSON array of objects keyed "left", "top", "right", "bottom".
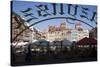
[{"left": 12, "top": 1, "right": 97, "bottom": 31}]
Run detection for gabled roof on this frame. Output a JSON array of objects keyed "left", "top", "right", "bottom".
[{"left": 77, "top": 37, "right": 97, "bottom": 45}]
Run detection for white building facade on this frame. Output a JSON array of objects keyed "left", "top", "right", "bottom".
[{"left": 44, "top": 22, "right": 89, "bottom": 42}]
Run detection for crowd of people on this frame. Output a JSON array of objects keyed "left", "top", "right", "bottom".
[{"left": 11, "top": 40, "right": 97, "bottom": 66}]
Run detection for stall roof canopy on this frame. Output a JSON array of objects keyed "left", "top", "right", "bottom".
[{"left": 77, "top": 37, "right": 97, "bottom": 45}]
